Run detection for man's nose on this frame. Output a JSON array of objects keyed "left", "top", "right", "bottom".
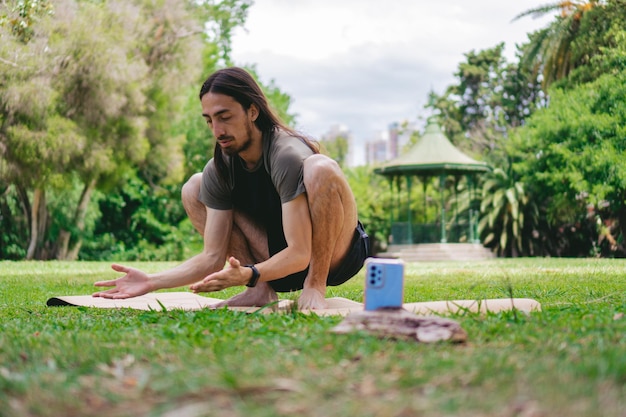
[{"left": 212, "top": 122, "right": 225, "bottom": 137}]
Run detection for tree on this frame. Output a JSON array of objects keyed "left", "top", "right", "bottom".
[
  {"left": 429, "top": 44, "right": 543, "bottom": 167},
  {"left": 431, "top": 44, "right": 509, "bottom": 153},
  {"left": 1, "top": 0, "right": 87, "bottom": 259},
  {"left": 47, "top": 1, "right": 158, "bottom": 260},
  {"left": 566, "top": 1, "right": 626, "bottom": 84},
  {"left": 194, "top": 0, "right": 252, "bottom": 65},
  {"left": 345, "top": 166, "right": 394, "bottom": 254},
  {"left": 477, "top": 168, "right": 540, "bottom": 257},
  {"left": 0, "top": 0, "right": 249, "bottom": 260},
  {"left": 0, "top": 0, "right": 53, "bottom": 43},
  {"left": 320, "top": 130, "right": 350, "bottom": 168},
  {"left": 509, "top": 69, "right": 626, "bottom": 257},
  {"left": 514, "top": 0, "right": 604, "bottom": 89}
]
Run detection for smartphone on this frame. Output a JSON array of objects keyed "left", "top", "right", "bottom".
[{"left": 364, "top": 257, "right": 404, "bottom": 311}]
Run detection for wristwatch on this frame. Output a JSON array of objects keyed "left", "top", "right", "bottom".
[{"left": 245, "top": 265, "right": 260, "bottom": 287}]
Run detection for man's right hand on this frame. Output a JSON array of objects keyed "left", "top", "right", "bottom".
[{"left": 92, "top": 264, "right": 154, "bottom": 299}]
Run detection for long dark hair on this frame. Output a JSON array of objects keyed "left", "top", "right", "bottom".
[{"left": 199, "top": 67, "right": 318, "bottom": 179}]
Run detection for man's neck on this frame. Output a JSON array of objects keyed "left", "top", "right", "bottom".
[{"left": 238, "top": 128, "right": 264, "bottom": 170}]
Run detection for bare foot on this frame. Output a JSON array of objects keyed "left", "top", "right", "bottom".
[
  {"left": 298, "top": 287, "right": 328, "bottom": 310},
  {"left": 212, "top": 282, "right": 278, "bottom": 308}
]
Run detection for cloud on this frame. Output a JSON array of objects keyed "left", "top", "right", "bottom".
[
  {"left": 231, "top": 0, "right": 555, "bottom": 147},
  {"left": 237, "top": 42, "right": 452, "bottom": 140}
]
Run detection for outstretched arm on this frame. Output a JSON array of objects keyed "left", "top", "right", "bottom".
[{"left": 93, "top": 207, "right": 233, "bottom": 299}]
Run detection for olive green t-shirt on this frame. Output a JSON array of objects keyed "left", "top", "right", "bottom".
[{"left": 198, "top": 130, "right": 315, "bottom": 211}]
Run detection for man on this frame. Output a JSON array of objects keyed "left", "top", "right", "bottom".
[{"left": 94, "top": 67, "right": 369, "bottom": 310}]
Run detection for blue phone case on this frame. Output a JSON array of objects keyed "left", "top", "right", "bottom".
[{"left": 364, "top": 258, "right": 404, "bottom": 311}]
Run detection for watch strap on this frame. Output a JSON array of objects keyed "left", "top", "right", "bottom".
[{"left": 245, "top": 264, "right": 261, "bottom": 287}]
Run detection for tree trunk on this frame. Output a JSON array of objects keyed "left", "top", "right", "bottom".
[
  {"left": 55, "top": 229, "right": 71, "bottom": 260},
  {"left": 26, "top": 188, "right": 48, "bottom": 260},
  {"left": 56, "top": 178, "right": 97, "bottom": 260},
  {"left": 16, "top": 185, "right": 31, "bottom": 225}
]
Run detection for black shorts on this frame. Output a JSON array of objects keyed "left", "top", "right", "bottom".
[{"left": 268, "top": 221, "right": 370, "bottom": 293}]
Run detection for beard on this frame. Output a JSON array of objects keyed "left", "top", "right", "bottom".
[{"left": 221, "top": 121, "right": 255, "bottom": 157}]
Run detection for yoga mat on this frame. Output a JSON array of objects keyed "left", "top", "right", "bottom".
[
  {"left": 47, "top": 292, "right": 223, "bottom": 311},
  {"left": 403, "top": 298, "right": 541, "bottom": 315},
  {"left": 47, "top": 292, "right": 541, "bottom": 316}
]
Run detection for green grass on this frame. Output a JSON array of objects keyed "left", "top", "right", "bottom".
[{"left": 1, "top": 258, "right": 625, "bottom": 417}]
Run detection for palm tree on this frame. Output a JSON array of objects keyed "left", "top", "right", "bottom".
[
  {"left": 478, "top": 168, "right": 539, "bottom": 257},
  {"left": 513, "top": 0, "right": 604, "bottom": 89}
]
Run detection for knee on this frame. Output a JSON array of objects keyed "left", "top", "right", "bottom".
[
  {"left": 303, "top": 155, "right": 342, "bottom": 189},
  {"left": 181, "top": 173, "right": 203, "bottom": 204}
]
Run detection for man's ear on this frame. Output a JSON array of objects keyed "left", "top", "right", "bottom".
[{"left": 248, "top": 104, "right": 259, "bottom": 122}]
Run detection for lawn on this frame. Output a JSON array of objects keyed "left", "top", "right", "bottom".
[{"left": 0, "top": 258, "right": 625, "bottom": 417}]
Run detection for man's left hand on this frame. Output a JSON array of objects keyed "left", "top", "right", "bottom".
[{"left": 190, "top": 256, "right": 250, "bottom": 293}]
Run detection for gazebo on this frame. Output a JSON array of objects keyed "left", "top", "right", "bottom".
[{"left": 374, "top": 117, "right": 492, "bottom": 260}]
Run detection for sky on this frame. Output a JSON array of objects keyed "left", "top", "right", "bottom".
[{"left": 230, "top": 0, "right": 556, "bottom": 165}]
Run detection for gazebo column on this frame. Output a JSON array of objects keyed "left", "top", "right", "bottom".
[
  {"left": 439, "top": 174, "right": 446, "bottom": 243},
  {"left": 473, "top": 177, "right": 480, "bottom": 244},
  {"left": 454, "top": 176, "right": 459, "bottom": 242},
  {"left": 406, "top": 175, "right": 413, "bottom": 244},
  {"left": 386, "top": 177, "right": 394, "bottom": 243},
  {"left": 421, "top": 177, "right": 427, "bottom": 224},
  {"left": 467, "top": 175, "right": 474, "bottom": 243}
]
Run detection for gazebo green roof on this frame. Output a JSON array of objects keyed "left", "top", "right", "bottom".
[{"left": 375, "top": 117, "right": 491, "bottom": 177}]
